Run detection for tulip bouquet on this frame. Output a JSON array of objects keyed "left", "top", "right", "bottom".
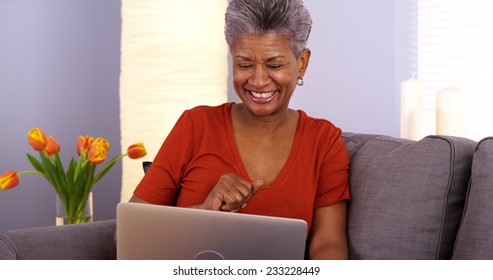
[{"left": 0, "top": 128, "right": 147, "bottom": 224}]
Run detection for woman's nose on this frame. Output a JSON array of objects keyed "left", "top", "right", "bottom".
[{"left": 249, "top": 66, "right": 270, "bottom": 87}]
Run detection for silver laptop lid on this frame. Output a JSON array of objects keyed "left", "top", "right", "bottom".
[{"left": 116, "top": 202, "right": 307, "bottom": 260}]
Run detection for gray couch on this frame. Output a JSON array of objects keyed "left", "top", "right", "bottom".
[{"left": 1, "top": 133, "right": 492, "bottom": 260}]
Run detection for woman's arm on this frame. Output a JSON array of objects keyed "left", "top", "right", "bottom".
[
  {"left": 309, "top": 200, "right": 349, "bottom": 260},
  {"left": 129, "top": 173, "right": 263, "bottom": 212}
]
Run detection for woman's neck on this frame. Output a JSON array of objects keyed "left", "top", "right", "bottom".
[{"left": 232, "top": 103, "right": 296, "bottom": 134}]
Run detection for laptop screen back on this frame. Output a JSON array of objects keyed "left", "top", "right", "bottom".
[{"left": 116, "top": 202, "right": 307, "bottom": 260}]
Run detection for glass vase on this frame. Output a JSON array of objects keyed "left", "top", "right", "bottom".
[{"left": 56, "top": 192, "right": 93, "bottom": 226}]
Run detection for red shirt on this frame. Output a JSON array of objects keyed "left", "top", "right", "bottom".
[{"left": 134, "top": 103, "right": 350, "bottom": 231}]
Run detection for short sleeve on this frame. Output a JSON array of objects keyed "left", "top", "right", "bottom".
[
  {"left": 133, "top": 111, "right": 194, "bottom": 205},
  {"left": 314, "top": 128, "right": 350, "bottom": 209}
]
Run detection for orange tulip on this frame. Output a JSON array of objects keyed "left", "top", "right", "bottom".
[
  {"left": 0, "top": 171, "right": 19, "bottom": 190},
  {"left": 77, "top": 135, "right": 94, "bottom": 155},
  {"left": 28, "top": 128, "right": 48, "bottom": 151},
  {"left": 91, "top": 137, "right": 110, "bottom": 153},
  {"left": 44, "top": 136, "right": 61, "bottom": 157},
  {"left": 87, "top": 144, "right": 108, "bottom": 165},
  {"left": 127, "top": 143, "right": 147, "bottom": 159}
]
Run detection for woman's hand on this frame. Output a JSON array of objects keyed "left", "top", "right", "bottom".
[{"left": 197, "top": 173, "right": 264, "bottom": 212}]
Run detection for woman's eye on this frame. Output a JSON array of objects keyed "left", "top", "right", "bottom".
[
  {"left": 267, "top": 64, "right": 283, "bottom": 69},
  {"left": 238, "top": 64, "right": 252, "bottom": 69}
]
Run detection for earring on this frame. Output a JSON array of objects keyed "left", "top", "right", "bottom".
[{"left": 296, "top": 77, "right": 304, "bottom": 86}]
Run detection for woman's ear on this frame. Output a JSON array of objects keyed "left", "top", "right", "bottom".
[{"left": 297, "top": 48, "right": 311, "bottom": 77}]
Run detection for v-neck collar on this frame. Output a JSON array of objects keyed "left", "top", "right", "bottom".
[{"left": 223, "top": 102, "right": 304, "bottom": 190}]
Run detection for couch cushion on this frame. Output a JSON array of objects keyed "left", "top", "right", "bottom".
[
  {"left": 341, "top": 132, "right": 381, "bottom": 160},
  {"left": 342, "top": 133, "right": 476, "bottom": 259},
  {"left": 452, "top": 137, "right": 493, "bottom": 259}
]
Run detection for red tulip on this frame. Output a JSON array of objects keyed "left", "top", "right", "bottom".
[
  {"left": 44, "top": 136, "right": 61, "bottom": 157},
  {"left": 76, "top": 135, "right": 94, "bottom": 155},
  {"left": 0, "top": 171, "right": 19, "bottom": 190},
  {"left": 127, "top": 143, "right": 147, "bottom": 159},
  {"left": 28, "top": 128, "right": 48, "bottom": 151}
]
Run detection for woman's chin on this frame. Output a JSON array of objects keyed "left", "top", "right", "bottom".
[{"left": 244, "top": 101, "right": 283, "bottom": 117}]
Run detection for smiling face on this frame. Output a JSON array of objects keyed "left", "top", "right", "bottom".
[{"left": 231, "top": 33, "right": 310, "bottom": 118}]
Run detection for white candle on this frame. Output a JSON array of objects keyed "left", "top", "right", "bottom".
[
  {"left": 410, "top": 108, "right": 435, "bottom": 141},
  {"left": 436, "top": 88, "right": 467, "bottom": 137},
  {"left": 400, "top": 75, "right": 423, "bottom": 139}
]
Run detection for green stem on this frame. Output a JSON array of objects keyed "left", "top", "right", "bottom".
[
  {"left": 58, "top": 191, "right": 92, "bottom": 224},
  {"left": 80, "top": 159, "right": 91, "bottom": 169},
  {"left": 18, "top": 170, "right": 46, "bottom": 178},
  {"left": 93, "top": 153, "right": 128, "bottom": 185}
]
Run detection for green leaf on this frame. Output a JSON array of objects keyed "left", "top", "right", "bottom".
[
  {"left": 39, "top": 152, "right": 66, "bottom": 194},
  {"left": 54, "top": 153, "right": 67, "bottom": 183},
  {"left": 26, "top": 154, "right": 45, "bottom": 174},
  {"left": 86, "top": 164, "right": 96, "bottom": 193},
  {"left": 37, "top": 154, "right": 56, "bottom": 186},
  {"left": 66, "top": 157, "right": 76, "bottom": 185},
  {"left": 73, "top": 154, "right": 86, "bottom": 183},
  {"left": 74, "top": 162, "right": 93, "bottom": 192}
]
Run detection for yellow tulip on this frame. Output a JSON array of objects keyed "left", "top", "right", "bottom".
[
  {"left": 127, "top": 143, "right": 147, "bottom": 159},
  {"left": 91, "top": 137, "right": 110, "bottom": 153},
  {"left": 87, "top": 144, "right": 108, "bottom": 165},
  {"left": 28, "top": 128, "right": 48, "bottom": 151},
  {"left": 0, "top": 171, "right": 19, "bottom": 190}
]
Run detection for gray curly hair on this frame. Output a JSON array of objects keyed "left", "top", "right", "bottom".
[{"left": 225, "top": 0, "right": 312, "bottom": 57}]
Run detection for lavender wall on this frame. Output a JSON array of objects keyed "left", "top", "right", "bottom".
[
  {"left": 293, "top": 0, "right": 398, "bottom": 136},
  {"left": 289, "top": 0, "right": 415, "bottom": 137},
  {"left": 0, "top": 0, "right": 121, "bottom": 230},
  {"left": 228, "top": 0, "right": 413, "bottom": 137}
]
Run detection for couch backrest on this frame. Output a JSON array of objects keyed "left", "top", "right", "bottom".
[
  {"left": 0, "top": 219, "right": 116, "bottom": 260},
  {"left": 452, "top": 137, "right": 493, "bottom": 259},
  {"left": 342, "top": 132, "right": 476, "bottom": 259}
]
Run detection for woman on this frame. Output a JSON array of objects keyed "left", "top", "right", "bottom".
[{"left": 129, "top": 0, "right": 350, "bottom": 260}]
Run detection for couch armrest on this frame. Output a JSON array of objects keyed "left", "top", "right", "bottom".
[{"left": 0, "top": 220, "right": 116, "bottom": 260}]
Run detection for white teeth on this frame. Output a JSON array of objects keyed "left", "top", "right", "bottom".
[{"left": 251, "top": 91, "right": 274, "bottom": 98}]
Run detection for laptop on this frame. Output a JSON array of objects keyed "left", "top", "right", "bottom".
[{"left": 116, "top": 202, "right": 308, "bottom": 260}]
